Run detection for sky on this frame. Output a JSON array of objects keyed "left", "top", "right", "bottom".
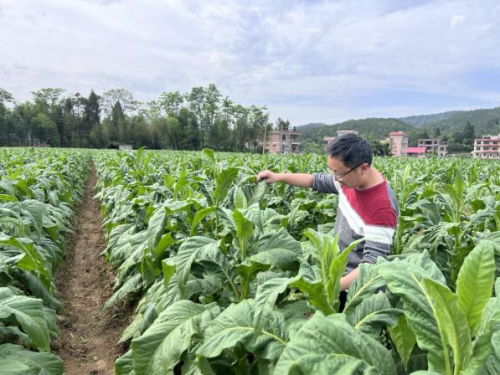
[{"left": 1, "top": 0, "right": 500, "bottom": 125}]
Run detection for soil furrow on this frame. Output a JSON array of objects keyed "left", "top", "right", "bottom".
[{"left": 52, "top": 164, "right": 128, "bottom": 375}]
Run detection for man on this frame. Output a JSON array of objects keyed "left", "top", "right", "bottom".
[{"left": 256, "top": 134, "right": 398, "bottom": 302}]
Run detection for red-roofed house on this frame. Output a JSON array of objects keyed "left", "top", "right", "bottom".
[{"left": 405, "top": 147, "right": 427, "bottom": 158}]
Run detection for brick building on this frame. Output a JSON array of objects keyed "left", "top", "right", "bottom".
[{"left": 265, "top": 129, "right": 301, "bottom": 154}]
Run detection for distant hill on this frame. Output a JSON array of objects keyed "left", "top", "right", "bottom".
[
  {"left": 399, "top": 106, "right": 500, "bottom": 135},
  {"left": 399, "top": 111, "right": 461, "bottom": 127},
  {"left": 301, "top": 118, "right": 416, "bottom": 143},
  {"left": 295, "top": 123, "right": 326, "bottom": 131}
]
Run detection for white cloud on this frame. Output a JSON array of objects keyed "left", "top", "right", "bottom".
[
  {"left": 1, "top": 0, "right": 500, "bottom": 124},
  {"left": 450, "top": 14, "right": 466, "bottom": 28}
]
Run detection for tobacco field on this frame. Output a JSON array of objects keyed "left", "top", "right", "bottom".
[{"left": 0, "top": 147, "right": 499, "bottom": 375}]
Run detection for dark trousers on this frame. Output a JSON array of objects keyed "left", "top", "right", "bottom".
[{"left": 339, "top": 291, "right": 347, "bottom": 313}]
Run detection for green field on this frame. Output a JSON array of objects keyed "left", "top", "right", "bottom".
[{"left": 0, "top": 147, "right": 499, "bottom": 374}]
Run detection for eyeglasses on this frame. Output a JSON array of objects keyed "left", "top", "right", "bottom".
[{"left": 331, "top": 163, "right": 363, "bottom": 182}]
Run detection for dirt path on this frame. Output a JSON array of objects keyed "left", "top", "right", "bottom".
[{"left": 52, "top": 164, "right": 128, "bottom": 375}]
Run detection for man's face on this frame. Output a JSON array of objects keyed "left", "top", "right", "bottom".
[{"left": 327, "top": 156, "right": 366, "bottom": 188}]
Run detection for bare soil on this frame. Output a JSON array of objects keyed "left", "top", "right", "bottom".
[{"left": 52, "top": 164, "right": 130, "bottom": 375}]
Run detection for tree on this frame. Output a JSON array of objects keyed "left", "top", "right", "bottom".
[
  {"left": 276, "top": 117, "right": 290, "bottom": 131},
  {"left": 158, "top": 91, "right": 184, "bottom": 117},
  {"left": 31, "top": 88, "right": 65, "bottom": 118},
  {"left": 100, "top": 88, "right": 135, "bottom": 118},
  {"left": 186, "top": 86, "right": 207, "bottom": 147},
  {"left": 83, "top": 90, "right": 100, "bottom": 138},
  {"left": 178, "top": 107, "right": 200, "bottom": 150},
  {"left": 462, "top": 121, "right": 475, "bottom": 149},
  {"left": 110, "top": 101, "right": 126, "bottom": 143},
  {"left": 0, "top": 88, "right": 14, "bottom": 146},
  {"left": 0, "top": 88, "right": 15, "bottom": 104}
]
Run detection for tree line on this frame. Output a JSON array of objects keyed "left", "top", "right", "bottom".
[{"left": 0, "top": 85, "right": 272, "bottom": 152}]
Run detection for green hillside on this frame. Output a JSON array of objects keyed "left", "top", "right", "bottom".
[
  {"left": 399, "top": 111, "right": 461, "bottom": 127},
  {"left": 400, "top": 106, "right": 500, "bottom": 135},
  {"left": 301, "top": 118, "right": 416, "bottom": 143}
]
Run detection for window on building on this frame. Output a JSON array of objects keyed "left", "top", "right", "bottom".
[{"left": 282, "top": 134, "right": 287, "bottom": 141}]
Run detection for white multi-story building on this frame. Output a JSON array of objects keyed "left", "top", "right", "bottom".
[{"left": 471, "top": 134, "right": 500, "bottom": 159}]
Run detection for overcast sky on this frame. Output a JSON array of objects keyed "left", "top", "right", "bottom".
[{"left": 1, "top": 0, "right": 500, "bottom": 125}]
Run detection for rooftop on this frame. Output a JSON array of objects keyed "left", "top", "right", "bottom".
[{"left": 405, "top": 147, "right": 427, "bottom": 154}]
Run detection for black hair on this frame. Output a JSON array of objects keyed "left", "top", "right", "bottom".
[{"left": 326, "top": 134, "right": 372, "bottom": 167}]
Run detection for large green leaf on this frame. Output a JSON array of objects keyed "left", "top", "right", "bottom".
[
  {"left": 233, "top": 186, "right": 248, "bottom": 210},
  {"left": 456, "top": 241, "right": 495, "bottom": 336},
  {"left": 201, "top": 148, "right": 215, "bottom": 165},
  {"left": 197, "top": 299, "right": 288, "bottom": 361},
  {"left": 465, "top": 286, "right": 500, "bottom": 375},
  {"left": 423, "top": 278, "right": 472, "bottom": 374},
  {"left": 10, "top": 269, "right": 62, "bottom": 310},
  {"left": 291, "top": 230, "right": 361, "bottom": 314},
  {"left": 0, "top": 343, "right": 63, "bottom": 375},
  {"left": 213, "top": 167, "right": 238, "bottom": 206},
  {"left": 190, "top": 206, "right": 216, "bottom": 236},
  {"left": 236, "top": 259, "right": 270, "bottom": 300},
  {"left": 130, "top": 300, "right": 219, "bottom": 375},
  {"left": 146, "top": 205, "right": 167, "bottom": 252},
  {"left": 115, "top": 350, "right": 136, "bottom": 375},
  {"left": 252, "top": 228, "right": 302, "bottom": 271},
  {"left": 293, "top": 275, "right": 334, "bottom": 311},
  {"left": 274, "top": 312, "right": 396, "bottom": 375},
  {"left": 380, "top": 261, "right": 472, "bottom": 375},
  {"left": 248, "top": 180, "right": 267, "bottom": 207},
  {"left": 402, "top": 250, "right": 446, "bottom": 285},
  {"left": 346, "top": 292, "right": 402, "bottom": 338},
  {"left": 254, "top": 277, "right": 291, "bottom": 338},
  {"left": 388, "top": 315, "right": 417, "bottom": 371},
  {"left": 176, "top": 236, "right": 220, "bottom": 296},
  {"left": 233, "top": 209, "right": 253, "bottom": 260},
  {"left": 0, "top": 288, "right": 51, "bottom": 351},
  {"left": 344, "top": 263, "right": 385, "bottom": 315},
  {"left": 103, "top": 273, "right": 142, "bottom": 311},
  {"left": 0, "top": 236, "right": 49, "bottom": 280}
]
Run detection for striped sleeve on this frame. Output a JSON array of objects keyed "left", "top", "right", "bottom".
[{"left": 312, "top": 173, "right": 338, "bottom": 194}]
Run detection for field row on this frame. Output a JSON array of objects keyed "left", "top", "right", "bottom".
[{"left": 0, "top": 148, "right": 498, "bottom": 374}]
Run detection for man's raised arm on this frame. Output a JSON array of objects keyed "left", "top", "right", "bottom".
[{"left": 256, "top": 170, "right": 313, "bottom": 188}]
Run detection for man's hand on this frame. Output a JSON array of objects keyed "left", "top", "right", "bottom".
[{"left": 256, "top": 170, "right": 280, "bottom": 184}]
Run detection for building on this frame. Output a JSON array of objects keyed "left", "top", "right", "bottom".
[
  {"left": 323, "top": 130, "right": 360, "bottom": 146},
  {"left": 265, "top": 129, "right": 301, "bottom": 154},
  {"left": 471, "top": 134, "right": 500, "bottom": 159},
  {"left": 119, "top": 144, "right": 133, "bottom": 151},
  {"left": 418, "top": 138, "right": 448, "bottom": 157},
  {"left": 405, "top": 147, "right": 427, "bottom": 158},
  {"left": 389, "top": 131, "right": 409, "bottom": 157}
]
